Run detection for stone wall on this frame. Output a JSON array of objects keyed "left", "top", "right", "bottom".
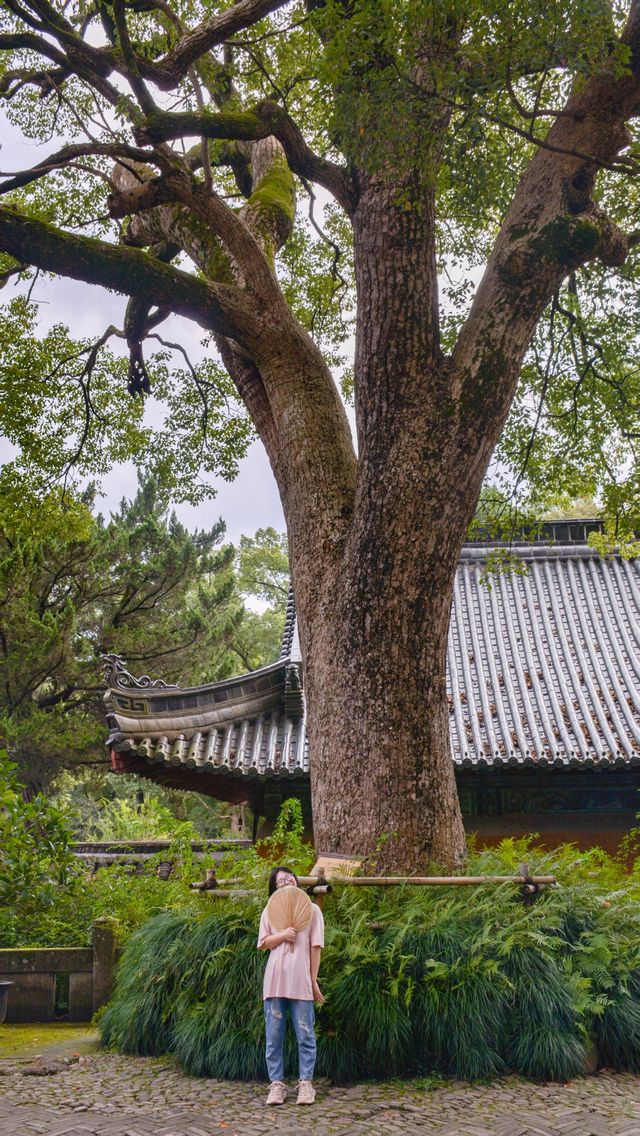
[{"left": 0, "top": 918, "right": 119, "bottom": 1023}]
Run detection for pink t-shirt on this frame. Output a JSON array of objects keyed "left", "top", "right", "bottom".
[{"left": 258, "top": 902, "right": 324, "bottom": 1000}]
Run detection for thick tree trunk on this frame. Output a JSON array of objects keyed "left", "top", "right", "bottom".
[
  {"left": 293, "top": 173, "right": 470, "bottom": 872},
  {"left": 305, "top": 542, "right": 467, "bottom": 871}
]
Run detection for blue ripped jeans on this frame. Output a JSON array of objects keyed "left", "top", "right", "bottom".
[{"left": 264, "top": 998, "right": 316, "bottom": 1081}]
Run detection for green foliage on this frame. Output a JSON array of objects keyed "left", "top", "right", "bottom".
[
  {"left": 277, "top": 202, "right": 355, "bottom": 376},
  {"left": 229, "top": 528, "right": 289, "bottom": 670},
  {"left": 0, "top": 753, "right": 75, "bottom": 909},
  {"left": 0, "top": 297, "right": 252, "bottom": 505},
  {"left": 169, "top": 905, "right": 267, "bottom": 1079},
  {"left": 0, "top": 471, "right": 247, "bottom": 790},
  {"left": 493, "top": 264, "right": 640, "bottom": 550},
  {"left": 50, "top": 768, "right": 231, "bottom": 841},
  {"left": 212, "top": 796, "right": 314, "bottom": 889},
  {"left": 0, "top": 827, "right": 208, "bottom": 950},
  {"left": 269, "top": 796, "right": 304, "bottom": 843},
  {"left": 100, "top": 833, "right": 640, "bottom": 1083},
  {"left": 83, "top": 798, "right": 194, "bottom": 843},
  {"left": 1, "top": 0, "right": 640, "bottom": 538},
  {"left": 99, "top": 911, "right": 193, "bottom": 1055},
  {"left": 237, "top": 528, "right": 289, "bottom": 609},
  {"left": 0, "top": 761, "right": 231, "bottom": 950}
]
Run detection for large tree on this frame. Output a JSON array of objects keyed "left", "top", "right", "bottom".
[
  {"left": 231, "top": 527, "right": 289, "bottom": 669},
  {"left": 1, "top": 0, "right": 640, "bottom": 868}
]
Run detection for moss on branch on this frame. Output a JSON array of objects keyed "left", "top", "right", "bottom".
[
  {"left": 136, "top": 108, "right": 267, "bottom": 146},
  {"left": 134, "top": 102, "right": 356, "bottom": 215},
  {"left": 246, "top": 150, "right": 296, "bottom": 259},
  {"left": 502, "top": 211, "right": 628, "bottom": 288},
  {"left": 0, "top": 206, "right": 247, "bottom": 339},
  {"left": 532, "top": 215, "right": 601, "bottom": 267}
]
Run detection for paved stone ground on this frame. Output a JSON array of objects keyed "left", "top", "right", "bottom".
[{"left": 2, "top": 1048, "right": 640, "bottom": 1136}]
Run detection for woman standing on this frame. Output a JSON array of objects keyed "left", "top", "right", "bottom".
[{"left": 257, "top": 866, "right": 325, "bottom": 1105}]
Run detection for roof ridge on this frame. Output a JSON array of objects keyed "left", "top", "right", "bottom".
[{"left": 458, "top": 543, "right": 619, "bottom": 561}]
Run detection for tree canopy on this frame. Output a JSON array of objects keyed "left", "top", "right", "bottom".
[
  {"left": 0, "top": 0, "right": 638, "bottom": 539},
  {"left": 231, "top": 527, "right": 289, "bottom": 669}
]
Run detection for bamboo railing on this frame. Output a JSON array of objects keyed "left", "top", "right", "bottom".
[{"left": 190, "top": 864, "right": 556, "bottom": 905}]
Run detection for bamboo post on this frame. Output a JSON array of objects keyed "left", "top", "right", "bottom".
[
  {"left": 190, "top": 860, "right": 556, "bottom": 904},
  {"left": 206, "top": 889, "right": 253, "bottom": 898},
  {"left": 207, "top": 874, "right": 556, "bottom": 887},
  {"left": 327, "top": 875, "right": 557, "bottom": 886}
]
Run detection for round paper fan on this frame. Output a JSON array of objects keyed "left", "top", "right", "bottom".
[{"left": 267, "top": 885, "right": 313, "bottom": 952}]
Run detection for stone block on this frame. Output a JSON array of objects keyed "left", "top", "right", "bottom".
[
  {"left": 69, "top": 972, "right": 94, "bottom": 1022},
  {"left": 0, "top": 948, "right": 92, "bottom": 974},
  {"left": 1, "top": 972, "right": 55, "bottom": 1022}
]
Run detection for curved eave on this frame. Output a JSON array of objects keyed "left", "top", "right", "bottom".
[
  {"left": 123, "top": 749, "right": 307, "bottom": 779},
  {"left": 109, "top": 698, "right": 309, "bottom": 780},
  {"left": 105, "top": 656, "right": 301, "bottom": 742}
]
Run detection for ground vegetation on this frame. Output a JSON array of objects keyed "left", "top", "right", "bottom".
[{"left": 100, "top": 831, "right": 640, "bottom": 1083}]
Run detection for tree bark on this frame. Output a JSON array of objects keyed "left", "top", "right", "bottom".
[
  {"left": 305, "top": 526, "right": 467, "bottom": 871},
  {"left": 295, "top": 173, "right": 467, "bottom": 871}
]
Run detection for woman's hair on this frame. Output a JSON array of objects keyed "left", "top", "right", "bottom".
[{"left": 268, "top": 865, "right": 299, "bottom": 896}]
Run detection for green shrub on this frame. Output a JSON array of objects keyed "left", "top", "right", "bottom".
[
  {"left": 171, "top": 904, "right": 268, "bottom": 1079},
  {"left": 99, "top": 835, "right": 640, "bottom": 1083},
  {"left": 0, "top": 792, "right": 312, "bottom": 949},
  {"left": 0, "top": 754, "right": 75, "bottom": 911},
  {"left": 0, "top": 838, "right": 205, "bottom": 948},
  {"left": 595, "top": 972, "right": 640, "bottom": 1073}
]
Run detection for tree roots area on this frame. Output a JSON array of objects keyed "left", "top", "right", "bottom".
[{"left": 99, "top": 844, "right": 640, "bottom": 1084}]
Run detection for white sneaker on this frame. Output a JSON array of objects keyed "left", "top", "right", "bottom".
[
  {"left": 296, "top": 1079, "right": 316, "bottom": 1105},
  {"left": 266, "top": 1080, "right": 287, "bottom": 1105}
]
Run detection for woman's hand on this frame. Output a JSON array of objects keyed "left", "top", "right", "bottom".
[
  {"left": 312, "top": 980, "right": 325, "bottom": 1004},
  {"left": 281, "top": 926, "right": 297, "bottom": 943}
]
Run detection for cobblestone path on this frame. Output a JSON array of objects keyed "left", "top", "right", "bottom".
[{"left": 1, "top": 1051, "right": 640, "bottom": 1136}]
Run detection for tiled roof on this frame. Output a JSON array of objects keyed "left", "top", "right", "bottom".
[
  {"left": 105, "top": 530, "right": 640, "bottom": 783},
  {"left": 105, "top": 657, "right": 307, "bottom": 783},
  {"left": 450, "top": 545, "right": 640, "bottom": 768}
]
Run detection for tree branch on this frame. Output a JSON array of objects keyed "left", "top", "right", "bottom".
[
  {"left": 0, "top": 30, "right": 70, "bottom": 69},
  {"left": 2, "top": 1, "right": 128, "bottom": 107},
  {"left": 0, "top": 206, "right": 259, "bottom": 343},
  {"left": 112, "top": 0, "right": 157, "bottom": 114},
  {"left": 139, "top": 0, "right": 293, "bottom": 89},
  {"left": 0, "top": 143, "right": 162, "bottom": 195},
  {"left": 451, "top": 0, "right": 640, "bottom": 465},
  {"left": 134, "top": 101, "right": 357, "bottom": 213}
]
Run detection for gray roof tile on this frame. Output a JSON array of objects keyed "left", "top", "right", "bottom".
[{"left": 105, "top": 540, "right": 640, "bottom": 780}]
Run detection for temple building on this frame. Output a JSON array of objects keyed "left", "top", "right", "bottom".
[{"left": 104, "top": 520, "right": 640, "bottom": 854}]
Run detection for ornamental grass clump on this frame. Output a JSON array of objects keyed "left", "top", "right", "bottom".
[
  {"left": 99, "top": 910, "right": 192, "bottom": 1055},
  {"left": 171, "top": 902, "right": 268, "bottom": 1080},
  {"left": 100, "top": 837, "right": 640, "bottom": 1083}
]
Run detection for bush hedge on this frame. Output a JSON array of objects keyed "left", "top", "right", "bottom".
[
  {"left": 100, "top": 837, "right": 640, "bottom": 1083},
  {"left": 0, "top": 792, "right": 310, "bottom": 949}
]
